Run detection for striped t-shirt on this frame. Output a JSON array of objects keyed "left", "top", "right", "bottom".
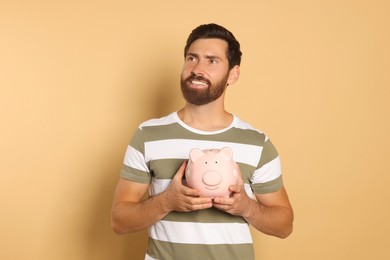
[{"left": 120, "top": 112, "right": 283, "bottom": 260}]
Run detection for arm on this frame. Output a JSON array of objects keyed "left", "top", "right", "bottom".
[
  {"left": 245, "top": 187, "right": 293, "bottom": 238},
  {"left": 213, "top": 169, "right": 293, "bottom": 238},
  {"left": 111, "top": 161, "right": 213, "bottom": 234}
]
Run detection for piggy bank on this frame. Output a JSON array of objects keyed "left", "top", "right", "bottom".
[{"left": 185, "top": 147, "right": 238, "bottom": 198}]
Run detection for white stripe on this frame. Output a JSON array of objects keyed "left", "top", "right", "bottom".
[
  {"left": 140, "top": 113, "right": 177, "bottom": 128},
  {"left": 144, "top": 254, "right": 158, "bottom": 260},
  {"left": 251, "top": 156, "right": 281, "bottom": 184},
  {"left": 244, "top": 183, "right": 255, "bottom": 199},
  {"left": 149, "top": 220, "right": 252, "bottom": 245},
  {"left": 123, "top": 145, "right": 149, "bottom": 172},
  {"left": 150, "top": 178, "right": 171, "bottom": 196},
  {"left": 145, "top": 139, "right": 262, "bottom": 167}
]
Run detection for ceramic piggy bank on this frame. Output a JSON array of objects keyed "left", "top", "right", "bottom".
[{"left": 185, "top": 147, "right": 238, "bottom": 198}]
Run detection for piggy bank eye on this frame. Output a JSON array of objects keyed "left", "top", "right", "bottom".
[{"left": 215, "top": 161, "right": 218, "bottom": 164}]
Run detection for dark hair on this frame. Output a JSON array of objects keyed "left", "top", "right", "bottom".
[{"left": 184, "top": 23, "right": 242, "bottom": 69}]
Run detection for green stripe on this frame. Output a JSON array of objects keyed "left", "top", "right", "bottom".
[
  {"left": 148, "top": 238, "right": 254, "bottom": 260},
  {"left": 252, "top": 175, "right": 283, "bottom": 194},
  {"left": 129, "top": 128, "right": 145, "bottom": 154},
  {"left": 150, "top": 159, "right": 185, "bottom": 179},
  {"left": 163, "top": 207, "right": 247, "bottom": 224},
  {"left": 257, "top": 139, "right": 278, "bottom": 168},
  {"left": 120, "top": 164, "right": 151, "bottom": 184},
  {"left": 238, "top": 163, "right": 256, "bottom": 184}
]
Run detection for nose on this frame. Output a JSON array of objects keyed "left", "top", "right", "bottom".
[
  {"left": 191, "top": 61, "right": 206, "bottom": 76},
  {"left": 202, "top": 171, "right": 222, "bottom": 186}
]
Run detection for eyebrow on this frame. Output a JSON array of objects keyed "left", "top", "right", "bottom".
[
  {"left": 186, "top": 52, "right": 198, "bottom": 58},
  {"left": 186, "top": 52, "right": 222, "bottom": 61}
]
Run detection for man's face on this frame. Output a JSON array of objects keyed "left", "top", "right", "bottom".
[{"left": 181, "top": 38, "right": 231, "bottom": 106}]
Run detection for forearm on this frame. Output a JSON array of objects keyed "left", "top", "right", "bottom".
[
  {"left": 111, "top": 192, "right": 169, "bottom": 234},
  {"left": 243, "top": 199, "right": 294, "bottom": 238},
  {"left": 111, "top": 162, "right": 213, "bottom": 235}
]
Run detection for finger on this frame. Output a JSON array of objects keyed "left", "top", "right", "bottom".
[
  {"left": 236, "top": 164, "right": 244, "bottom": 185},
  {"left": 183, "top": 196, "right": 212, "bottom": 208},
  {"left": 182, "top": 186, "right": 202, "bottom": 197},
  {"left": 229, "top": 184, "right": 242, "bottom": 193},
  {"left": 174, "top": 161, "right": 187, "bottom": 181},
  {"left": 213, "top": 197, "right": 233, "bottom": 205},
  {"left": 188, "top": 200, "right": 213, "bottom": 210},
  {"left": 194, "top": 197, "right": 213, "bottom": 205}
]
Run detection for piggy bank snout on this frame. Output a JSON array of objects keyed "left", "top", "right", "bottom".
[{"left": 202, "top": 171, "right": 222, "bottom": 186}]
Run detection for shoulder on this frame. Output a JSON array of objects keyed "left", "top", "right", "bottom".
[
  {"left": 233, "top": 115, "right": 264, "bottom": 133},
  {"left": 132, "top": 112, "right": 182, "bottom": 143},
  {"left": 231, "top": 115, "right": 271, "bottom": 142},
  {"left": 138, "top": 112, "right": 178, "bottom": 129}
]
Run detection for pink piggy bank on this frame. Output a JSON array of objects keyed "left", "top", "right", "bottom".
[{"left": 185, "top": 147, "right": 238, "bottom": 198}]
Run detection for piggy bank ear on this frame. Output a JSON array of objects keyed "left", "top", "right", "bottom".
[
  {"left": 189, "top": 148, "right": 204, "bottom": 162},
  {"left": 219, "top": 147, "right": 233, "bottom": 160}
]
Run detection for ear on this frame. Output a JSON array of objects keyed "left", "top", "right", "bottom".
[
  {"left": 227, "top": 65, "right": 240, "bottom": 86},
  {"left": 189, "top": 148, "right": 204, "bottom": 162},
  {"left": 219, "top": 147, "right": 233, "bottom": 160}
]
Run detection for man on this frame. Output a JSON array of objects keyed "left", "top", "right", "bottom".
[{"left": 111, "top": 23, "right": 293, "bottom": 260}]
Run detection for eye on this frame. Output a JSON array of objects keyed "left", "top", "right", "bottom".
[{"left": 186, "top": 56, "right": 197, "bottom": 62}]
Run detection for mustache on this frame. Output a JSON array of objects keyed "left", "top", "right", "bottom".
[{"left": 184, "top": 74, "right": 211, "bottom": 86}]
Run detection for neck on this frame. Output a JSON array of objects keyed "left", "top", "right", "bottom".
[{"left": 178, "top": 97, "right": 233, "bottom": 131}]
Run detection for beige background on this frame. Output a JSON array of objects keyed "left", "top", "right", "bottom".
[{"left": 1, "top": 0, "right": 389, "bottom": 259}]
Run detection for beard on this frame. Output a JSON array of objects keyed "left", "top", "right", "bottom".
[{"left": 180, "top": 73, "right": 229, "bottom": 106}]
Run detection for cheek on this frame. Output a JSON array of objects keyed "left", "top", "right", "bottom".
[
  {"left": 181, "top": 68, "right": 191, "bottom": 80},
  {"left": 182, "top": 62, "right": 194, "bottom": 73},
  {"left": 181, "top": 69, "right": 189, "bottom": 81}
]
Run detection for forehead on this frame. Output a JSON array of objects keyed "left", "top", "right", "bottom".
[{"left": 187, "top": 38, "right": 228, "bottom": 59}]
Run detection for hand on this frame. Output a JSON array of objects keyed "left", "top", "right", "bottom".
[
  {"left": 212, "top": 166, "right": 252, "bottom": 217},
  {"left": 163, "top": 161, "right": 213, "bottom": 213}
]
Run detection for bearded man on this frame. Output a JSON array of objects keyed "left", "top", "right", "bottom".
[{"left": 111, "top": 23, "right": 294, "bottom": 260}]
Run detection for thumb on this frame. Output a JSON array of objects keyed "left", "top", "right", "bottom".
[
  {"left": 236, "top": 164, "right": 244, "bottom": 185},
  {"left": 174, "top": 161, "right": 187, "bottom": 181},
  {"left": 229, "top": 165, "right": 246, "bottom": 194}
]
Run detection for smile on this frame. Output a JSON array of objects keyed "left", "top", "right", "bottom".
[{"left": 191, "top": 80, "right": 208, "bottom": 86}]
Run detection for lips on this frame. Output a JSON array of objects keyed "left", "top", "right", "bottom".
[{"left": 186, "top": 75, "right": 211, "bottom": 88}]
